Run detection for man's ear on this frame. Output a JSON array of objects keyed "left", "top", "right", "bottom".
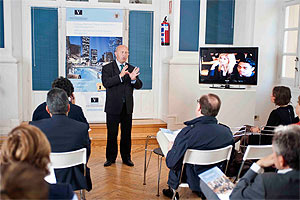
[
  {"left": 278, "top": 155, "right": 286, "bottom": 168},
  {"left": 46, "top": 105, "right": 50, "bottom": 114}
]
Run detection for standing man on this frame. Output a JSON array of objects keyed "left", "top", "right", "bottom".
[{"left": 102, "top": 45, "right": 143, "bottom": 167}]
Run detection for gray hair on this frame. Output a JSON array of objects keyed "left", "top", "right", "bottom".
[
  {"left": 46, "top": 88, "right": 69, "bottom": 115},
  {"left": 273, "top": 125, "right": 300, "bottom": 170}
]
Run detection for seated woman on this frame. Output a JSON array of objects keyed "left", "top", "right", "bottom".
[
  {"left": 1, "top": 162, "right": 49, "bottom": 199},
  {"left": 251, "top": 86, "right": 299, "bottom": 144},
  {"left": 0, "top": 124, "right": 77, "bottom": 200}
]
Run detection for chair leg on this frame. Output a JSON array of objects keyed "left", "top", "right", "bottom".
[
  {"left": 143, "top": 150, "right": 153, "bottom": 185},
  {"left": 80, "top": 189, "right": 86, "bottom": 200},
  {"left": 235, "top": 161, "right": 245, "bottom": 182},
  {"left": 143, "top": 145, "right": 147, "bottom": 185},
  {"left": 157, "top": 155, "right": 163, "bottom": 196}
]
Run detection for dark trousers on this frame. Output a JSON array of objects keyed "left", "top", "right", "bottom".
[{"left": 106, "top": 103, "right": 132, "bottom": 161}]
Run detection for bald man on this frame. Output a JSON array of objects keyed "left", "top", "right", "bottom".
[
  {"left": 102, "top": 45, "right": 143, "bottom": 167},
  {"left": 162, "top": 94, "right": 234, "bottom": 199}
]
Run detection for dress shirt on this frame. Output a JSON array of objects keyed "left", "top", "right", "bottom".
[{"left": 116, "top": 60, "right": 136, "bottom": 84}]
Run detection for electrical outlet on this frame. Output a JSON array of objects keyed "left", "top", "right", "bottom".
[{"left": 254, "top": 115, "right": 259, "bottom": 121}]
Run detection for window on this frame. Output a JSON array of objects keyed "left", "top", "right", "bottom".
[
  {"left": 179, "top": 0, "right": 235, "bottom": 52},
  {"left": 279, "top": 2, "right": 300, "bottom": 87}
]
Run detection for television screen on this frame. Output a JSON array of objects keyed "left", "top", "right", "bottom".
[{"left": 199, "top": 47, "right": 258, "bottom": 86}]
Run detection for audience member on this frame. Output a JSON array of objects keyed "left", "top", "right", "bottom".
[
  {"left": 30, "top": 88, "right": 92, "bottom": 191},
  {"left": 251, "top": 86, "right": 299, "bottom": 144},
  {"left": 162, "top": 94, "right": 234, "bottom": 199},
  {"left": 32, "top": 76, "right": 88, "bottom": 125},
  {"left": 0, "top": 124, "right": 76, "bottom": 200},
  {"left": 230, "top": 125, "right": 300, "bottom": 199},
  {"left": 0, "top": 162, "right": 48, "bottom": 199}
]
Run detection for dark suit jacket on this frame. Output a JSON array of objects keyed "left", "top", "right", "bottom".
[
  {"left": 102, "top": 60, "right": 142, "bottom": 115},
  {"left": 32, "top": 102, "right": 89, "bottom": 126},
  {"left": 230, "top": 169, "right": 300, "bottom": 199},
  {"left": 48, "top": 183, "right": 75, "bottom": 200},
  {"left": 30, "top": 115, "right": 92, "bottom": 191},
  {"left": 166, "top": 116, "right": 234, "bottom": 191}
]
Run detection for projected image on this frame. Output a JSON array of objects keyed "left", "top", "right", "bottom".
[{"left": 66, "top": 36, "right": 122, "bottom": 92}]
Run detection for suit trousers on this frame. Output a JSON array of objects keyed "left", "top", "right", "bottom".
[{"left": 106, "top": 103, "right": 132, "bottom": 161}]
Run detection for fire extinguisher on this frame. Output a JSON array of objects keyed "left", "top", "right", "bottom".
[{"left": 161, "top": 16, "right": 170, "bottom": 46}]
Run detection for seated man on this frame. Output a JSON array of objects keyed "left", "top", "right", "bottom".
[
  {"left": 163, "top": 93, "right": 234, "bottom": 199},
  {"left": 230, "top": 125, "right": 300, "bottom": 199},
  {"left": 32, "top": 76, "right": 88, "bottom": 125},
  {"left": 30, "top": 88, "right": 92, "bottom": 191}
]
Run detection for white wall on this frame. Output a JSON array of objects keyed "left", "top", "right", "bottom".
[
  {"left": 0, "top": 0, "right": 284, "bottom": 134},
  {"left": 166, "top": 0, "right": 281, "bottom": 129}
]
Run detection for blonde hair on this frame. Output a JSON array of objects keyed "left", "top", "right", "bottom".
[
  {"left": 217, "top": 53, "right": 236, "bottom": 74},
  {"left": 0, "top": 124, "right": 51, "bottom": 175}
]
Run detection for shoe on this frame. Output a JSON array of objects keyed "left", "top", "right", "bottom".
[
  {"left": 123, "top": 159, "right": 134, "bottom": 166},
  {"left": 104, "top": 160, "right": 115, "bottom": 167},
  {"left": 162, "top": 187, "right": 179, "bottom": 199}
]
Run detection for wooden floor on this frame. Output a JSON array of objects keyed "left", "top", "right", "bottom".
[{"left": 81, "top": 144, "right": 201, "bottom": 199}]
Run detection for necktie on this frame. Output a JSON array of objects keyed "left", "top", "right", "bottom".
[{"left": 120, "top": 64, "right": 124, "bottom": 71}]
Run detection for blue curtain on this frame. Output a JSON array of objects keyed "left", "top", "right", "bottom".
[
  {"left": 0, "top": 0, "right": 4, "bottom": 48},
  {"left": 179, "top": 0, "right": 200, "bottom": 51},
  {"left": 205, "top": 0, "right": 235, "bottom": 44},
  {"left": 129, "top": 11, "right": 153, "bottom": 90},
  {"left": 31, "top": 7, "right": 58, "bottom": 90}
]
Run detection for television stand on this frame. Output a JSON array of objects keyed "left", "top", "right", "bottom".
[{"left": 210, "top": 84, "right": 246, "bottom": 90}]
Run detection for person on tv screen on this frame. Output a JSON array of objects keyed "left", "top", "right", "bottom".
[
  {"left": 237, "top": 58, "right": 255, "bottom": 77},
  {"left": 209, "top": 53, "right": 236, "bottom": 79}
]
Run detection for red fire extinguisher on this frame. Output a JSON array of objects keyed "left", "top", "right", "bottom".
[{"left": 161, "top": 16, "right": 170, "bottom": 46}]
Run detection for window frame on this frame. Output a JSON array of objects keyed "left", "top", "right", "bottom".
[{"left": 278, "top": 0, "right": 300, "bottom": 87}]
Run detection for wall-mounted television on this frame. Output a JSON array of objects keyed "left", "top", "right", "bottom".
[{"left": 199, "top": 47, "right": 259, "bottom": 87}]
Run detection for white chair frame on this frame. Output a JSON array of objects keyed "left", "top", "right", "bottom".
[
  {"left": 172, "top": 145, "right": 233, "bottom": 200},
  {"left": 235, "top": 145, "right": 273, "bottom": 181},
  {"left": 50, "top": 148, "right": 87, "bottom": 200}
]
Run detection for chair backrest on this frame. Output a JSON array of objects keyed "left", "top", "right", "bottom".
[
  {"left": 44, "top": 164, "right": 57, "bottom": 184},
  {"left": 50, "top": 148, "right": 87, "bottom": 169},
  {"left": 183, "top": 145, "right": 233, "bottom": 165},
  {"left": 156, "top": 131, "right": 170, "bottom": 156},
  {"left": 243, "top": 145, "right": 273, "bottom": 161}
]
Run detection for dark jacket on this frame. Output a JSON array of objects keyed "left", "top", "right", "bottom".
[
  {"left": 48, "top": 183, "right": 75, "bottom": 200},
  {"left": 230, "top": 169, "right": 300, "bottom": 199},
  {"left": 260, "top": 105, "right": 299, "bottom": 144},
  {"left": 166, "top": 116, "right": 234, "bottom": 191},
  {"left": 30, "top": 115, "right": 92, "bottom": 191},
  {"left": 32, "top": 102, "right": 89, "bottom": 126},
  {"left": 102, "top": 60, "right": 142, "bottom": 115}
]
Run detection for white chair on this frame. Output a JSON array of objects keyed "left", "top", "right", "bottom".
[
  {"left": 50, "top": 148, "right": 87, "bottom": 200},
  {"left": 44, "top": 164, "right": 57, "bottom": 184},
  {"left": 235, "top": 145, "right": 273, "bottom": 181},
  {"left": 171, "top": 145, "right": 233, "bottom": 200}
]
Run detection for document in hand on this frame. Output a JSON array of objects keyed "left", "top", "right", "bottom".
[{"left": 199, "top": 166, "right": 234, "bottom": 200}]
